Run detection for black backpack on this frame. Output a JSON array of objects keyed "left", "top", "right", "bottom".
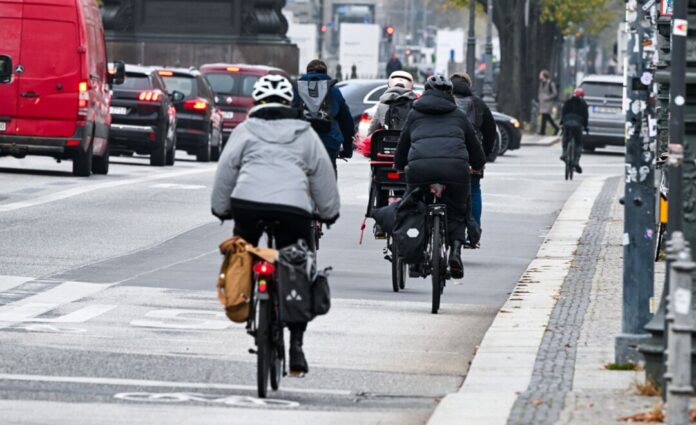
[
  {"left": 455, "top": 96, "right": 484, "bottom": 144},
  {"left": 393, "top": 189, "right": 427, "bottom": 263},
  {"left": 383, "top": 98, "right": 413, "bottom": 131},
  {"left": 297, "top": 78, "right": 335, "bottom": 133}
]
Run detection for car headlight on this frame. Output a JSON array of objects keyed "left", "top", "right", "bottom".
[{"left": 510, "top": 118, "right": 520, "bottom": 128}]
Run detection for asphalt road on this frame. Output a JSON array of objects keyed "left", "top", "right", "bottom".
[{"left": 0, "top": 145, "right": 623, "bottom": 424}]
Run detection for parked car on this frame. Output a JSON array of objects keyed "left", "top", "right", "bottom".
[
  {"left": 199, "top": 64, "right": 289, "bottom": 142},
  {"left": 579, "top": 75, "right": 624, "bottom": 152},
  {"left": 108, "top": 65, "right": 178, "bottom": 166},
  {"left": 157, "top": 67, "right": 223, "bottom": 162},
  {"left": 0, "top": 0, "right": 124, "bottom": 176}
]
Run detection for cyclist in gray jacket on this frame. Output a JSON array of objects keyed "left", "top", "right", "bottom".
[{"left": 211, "top": 75, "right": 340, "bottom": 375}]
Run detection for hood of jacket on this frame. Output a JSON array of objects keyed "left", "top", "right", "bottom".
[
  {"left": 452, "top": 79, "right": 473, "bottom": 97},
  {"left": 379, "top": 87, "right": 418, "bottom": 105},
  {"left": 413, "top": 90, "right": 457, "bottom": 115},
  {"left": 243, "top": 107, "right": 312, "bottom": 144},
  {"left": 299, "top": 71, "right": 332, "bottom": 82}
]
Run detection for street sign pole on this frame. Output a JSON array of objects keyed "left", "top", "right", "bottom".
[
  {"left": 482, "top": 0, "right": 496, "bottom": 109},
  {"left": 616, "top": 0, "right": 657, "bottom": 364},
  {"left": 466, "top": 0, "right": 476, "bottom": 77}
]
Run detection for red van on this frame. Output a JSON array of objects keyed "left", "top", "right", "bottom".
[
  {"left": 0, "top": 0, "right": 124, "bottom": 176},
  {"left": 199, "top": 64, "right": 289, "bottom": 142}
]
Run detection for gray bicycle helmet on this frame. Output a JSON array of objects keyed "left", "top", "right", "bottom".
[{"left": 424, "top": 74, "right": 453, "bottom": 93}]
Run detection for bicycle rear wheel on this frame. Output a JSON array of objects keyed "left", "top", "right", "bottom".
[
  {"left": 390, "top": 237, "right": 406, "bottom": 292},
  {"left": 431, "top": 215, "right": 442, "bottom": 314},
  {"left": 256, "top": 299, "right": 272, "bottom": 398}
]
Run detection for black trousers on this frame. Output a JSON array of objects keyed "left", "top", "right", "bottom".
[
  {"left": 562, "top": 125, "right": 583, "bottom": 166},
  {"left": 232, "top": 208, "right": 311, "bottom": 337},
  {"left": 412, "top": 180, "right": 471, "bottom": 244},
  {"left": 540, "top": 113, "right": 559, "bottom": 135}
]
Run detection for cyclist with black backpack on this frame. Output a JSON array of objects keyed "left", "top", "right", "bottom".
[
  {"left": 451, "top": 73, "right": 497, "bottom": 243},
  {"left": 367, "top": 70, "right": 418, "bottom": 134},
  {"left": 294, "top": 60, "right": 355, "bottom": 172},
  {"left": 211, "top": 75, "right": 340, "bottom": 375}
]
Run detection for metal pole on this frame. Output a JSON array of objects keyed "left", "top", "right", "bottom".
[
  {"left": 466, "top": 0, "right": 476, "bottom": 77},
  {"left": 482, "top": 0, "right": 495, "bottom": 108},
  {"left": 317, "top": 0, "right": 324, "bottom": 60},
  {"left": 665, "top": 233, "right": 694, "bottom": 425},
  {"left": 615, "top": 0, "right": 656, "bottom": 364}
]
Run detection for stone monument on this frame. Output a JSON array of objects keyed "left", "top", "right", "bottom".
[{"left": 101, "top": 0, "right": 299, "bottom": 74}]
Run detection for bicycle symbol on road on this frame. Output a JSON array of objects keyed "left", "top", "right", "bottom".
[{"left": 114, "top": 392, "right": 300, "bottom": 408}]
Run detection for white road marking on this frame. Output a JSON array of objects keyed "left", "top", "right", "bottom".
[
  {"left": 0, "top": 168, "right": 213, "bottom": 213},
  {"left": 130, "top": 309, "right": 231, "bottom": 330},
  {"left": 0, "top": 281, "right": 115, "bottom": 327},
  {"left": 150, "top": 183, "right": 207, "bottom": 190},
  {"left": 0, "top": 275, "right": 33, "bottom": 293},
  {"left": 114, "top": 392, "right": 300, "bottom": 408},
  {"left": 0, "top": 373, "right": 352, "bottom": 396}
]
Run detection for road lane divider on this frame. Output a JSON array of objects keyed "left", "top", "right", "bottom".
[
  {"left": 426, "top": 176, "right": 609, "bottom": 425},
  {"left": 0, "top": 167, "right": 214, "bottom": 213}
]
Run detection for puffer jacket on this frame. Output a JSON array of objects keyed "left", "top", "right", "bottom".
[
  {"left": 561, "top": 96, "right": 589, "bottom": 128},
  {"left": 211, "top": 105, "right": 340, "bottom": 221},
  {"left": 367, "top": 87, "right": 418, "bottom": 134},
  {"left": 395, "top": 90, "right": 486, "bottom": 185}
]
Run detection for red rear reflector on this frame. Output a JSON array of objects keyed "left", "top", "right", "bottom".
[
  {"left": 258, "top": 279, "right": 268, "bottom": 293},
  {"left": 149, "top": 132, "right": 156, "bottom": 141},
  {"left": 158, "top": 71, "right": 174, "bottom": 76},
  {"left": 387, "top": 171, "right": 400, "bottom": 180},
  {"left": 226, "top": 66, "right": 240, "bottom": 72},
  {"left": 66, "top": 140, "right": 80, "bottom": 147},
  {"left": 253, "top": 262, "right": 275, "bottom": 276}
]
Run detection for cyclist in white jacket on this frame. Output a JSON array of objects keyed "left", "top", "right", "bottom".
[{"left": 211, "top": 75, "right": 340, "bottom": 375}]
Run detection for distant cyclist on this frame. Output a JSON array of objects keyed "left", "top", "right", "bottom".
[
  {"left": 367, "top": 70, "right": 418, "bottom": 134},
  {"left": 560, "top": 88, "right": 589, "bottom": 174},
  {"left": 395, "top": 75, "right": 485, "bottom": 279},
  {"left": 294, "top": 59, "right": 355, "bottom": 171},
  {"left": 451, "top": 72, "right": 497, "bottom": 237},
  {"left": 211, "top": 75, "right": 340, "bottom": 375}
]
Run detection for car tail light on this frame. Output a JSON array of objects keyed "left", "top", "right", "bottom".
[
  {"left": 78, "top": 80, "right": 89, "bottom": 118},
  {"left": 138, "top": 90, "right": 162, "bottom": 102},
  {"left": 66, "top": 139, "right": 80, "bottom": 147},
  {"left": 158, "top": 70, "right": 174, "bottom": 76},
  {"left": 387, "top": 171, "right": 401, "bottom": 180},
  {"left": 226, "top": 66, "right": 240, "bottom": 72},
  {"left": 183, "top": 98, "right": 209, "bottom": 112},
  {"left": 253, "top": 262, "right": 275, "bottom": 276}
]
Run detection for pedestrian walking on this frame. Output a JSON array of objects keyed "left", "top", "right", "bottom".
[
  {"left": 538, "top": 70, "right": 559, "bottom": 136},
  {"left": 386, "top": 53, "right": 403, "bottom": 77}
]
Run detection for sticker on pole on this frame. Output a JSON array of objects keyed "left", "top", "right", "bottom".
[
  {"left": 674, "top": 288, "right": 691, "bottom": 315},
  {"left": 673, "top": 19, "right": 688, "bottom": 36}
]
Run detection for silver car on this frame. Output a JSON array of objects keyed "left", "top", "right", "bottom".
[{"left": 579, "top": 75, "right": 624, "bottom": 152}]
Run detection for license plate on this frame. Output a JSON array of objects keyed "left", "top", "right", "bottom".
[
  {"left": 110, "top": 106, "right": 128, "bottom": 116},
  {"left": 222, "top": 111, "right": 234, "bottom": 120},
  {"left": 593, "top": 106, "right": 620, "bottom": 114},
  {"left": 0, "top": 122, "right": 5, "bottom": 132}
]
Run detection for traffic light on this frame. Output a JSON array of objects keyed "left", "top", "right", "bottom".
[
  {"left": 321, "top": 24, "right": 328, "bottom": 33},
  {"left": 384, "top": 25, "right": 395, "bottom": 43}
]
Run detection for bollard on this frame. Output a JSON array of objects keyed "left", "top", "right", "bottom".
[{"left": 665, "top": 231, "right": 694, "bottom": 425}]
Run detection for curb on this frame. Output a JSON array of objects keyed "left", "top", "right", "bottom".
[
  {"left": 426, "top": 177, "right": 609, "bottom": 425},
  {"left": 521, "top": 135, "right": 561, "bottom": 147}
]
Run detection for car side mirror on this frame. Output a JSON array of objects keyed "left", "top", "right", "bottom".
[
  {"left": 108, "top": 61, "right": 126, "bottom": 86},
  {"left": 170, "top": 90, "right": 185, "bottom": 104},
  {"left": 0, "top": 55, "right": 12, "bottom": 84}
]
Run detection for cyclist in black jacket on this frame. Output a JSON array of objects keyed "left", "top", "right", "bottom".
[
  {"left": 395, "top": 75, "right": 485, "bottom": 279},
  {"left": 560, "top": 88, "right": 589, "bottom": 174}
]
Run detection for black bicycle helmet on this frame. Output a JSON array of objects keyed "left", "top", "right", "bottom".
[{"left": 424, "top": 74, "right": 453, "bottom": 93}]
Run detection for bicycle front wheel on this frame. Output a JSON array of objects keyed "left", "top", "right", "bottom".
[
  {"left": 431, "top": 215, "right": 442, "bottom": 314},
  {"left": 270, "top": 326, "right": 283, "bottom": 391},
  {"left": 256, "top": 299, "right": 272, "bottom": 398}
]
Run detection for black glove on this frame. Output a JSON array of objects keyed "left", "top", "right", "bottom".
[
  {"left": 321, "top": 214, "right": 339, "bottom": 226},
  {"left": 338, "top": 149, "right": 353, "bottom": 159}
]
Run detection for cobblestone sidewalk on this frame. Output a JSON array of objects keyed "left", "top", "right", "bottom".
[{"left": 511, "top": 179, "right": 670, "bottom": 424}]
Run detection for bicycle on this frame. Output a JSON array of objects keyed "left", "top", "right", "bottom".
[
  {"left": 422, "top": 184, "right": 449, "bottom": 314},
  {"left": 246, "top": 221, "right": 284, "bottom": 399},
  {"left": 563, "top": 128, "right": 575, "bottom": 181}
]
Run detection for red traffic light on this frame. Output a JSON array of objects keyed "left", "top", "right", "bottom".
[
  {"left": 321, "top": 24, "right": 328, "bottom": 33},
  {"left": 385, "top": 25, "right": 395, "bottom": 35}
]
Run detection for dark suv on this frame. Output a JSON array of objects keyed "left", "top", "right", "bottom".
[
  {"left": 109, "top": 65, "right": 178, "bottom": 166},
  {"left": 158, "top": 68, "right": 223, "bottom": 162}
]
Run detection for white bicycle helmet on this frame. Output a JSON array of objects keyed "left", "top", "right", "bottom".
[
  {"left": 388, "top": 70, "right": 414, "bottom": 89},
  {"left": 252, "top": 74, "right": 294, "bottom": 104}
]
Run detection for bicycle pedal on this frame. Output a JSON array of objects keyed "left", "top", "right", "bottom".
[{"left": 248, "top": 348, "right": 257, "bottom": 355}]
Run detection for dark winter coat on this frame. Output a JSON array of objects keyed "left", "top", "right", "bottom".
[
  {"left": 452, "top": 79, "right": 497, "bottom": 158},
  {"left": 293, "top": 71, "right": 355, "bottom": 155},
  {"left": 395, "top": 90, "right": 486, "bottom": 185},
  {"left": 386, "top": 58, "right": 403, "bottom": 76},
  {"left": 561, "top": 96, "right": 589, "bottom": 129}
]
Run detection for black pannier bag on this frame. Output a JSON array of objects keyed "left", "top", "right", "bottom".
[
  {"left": 392, "top": 188, "right": 427, "bottom": 263},
  {"left": 311, "top": 267, "right": 332, "bottom": 317},
  {"left": 276, "top": 241, "right": 316, "bottom": 324}
]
